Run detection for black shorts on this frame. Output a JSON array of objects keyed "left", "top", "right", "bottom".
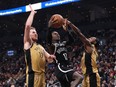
[{"left": 54, "top": 64, "right": 75, "bottom": 87}]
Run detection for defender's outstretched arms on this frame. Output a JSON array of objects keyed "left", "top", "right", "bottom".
[{"left": 24, "top": 5, "right": 37, "bottom": 50}]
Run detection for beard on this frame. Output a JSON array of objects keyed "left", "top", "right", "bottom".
[{"left": 32, "top": 38, "right": 38, "bottom": 42}]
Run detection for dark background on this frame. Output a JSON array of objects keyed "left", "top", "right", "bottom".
[
  {"left": 0, "top": 0, "right": 115, "bottom": 43},
  {"left": 0, "top": 0, "right": 115, "bottom": 86}
]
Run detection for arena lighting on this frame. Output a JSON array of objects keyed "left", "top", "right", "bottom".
[{"left": 0, "top": 0, "right": 80, "bottom": 16}]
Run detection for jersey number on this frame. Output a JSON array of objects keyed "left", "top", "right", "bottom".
[{"left": 63, "top": 53, "right": 68, "bottom": 60}]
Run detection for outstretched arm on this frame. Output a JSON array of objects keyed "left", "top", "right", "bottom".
[
  {"left": 67, "top": 20, "right": 90, "bottom": 46},
  {"left": 44, "top": 49, "right": 56, "bottom": 63},
  {"left": 66, "top": 20, "right": 94, "bottom": 53},
  {"left": 24, "top": 4, "right": 36, "bottom": 49}
]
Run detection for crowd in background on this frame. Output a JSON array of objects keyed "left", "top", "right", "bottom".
[{"left": 0, "top": 28, "right": 115, "bottom": 87}]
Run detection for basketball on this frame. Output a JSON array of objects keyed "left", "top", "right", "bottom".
[{"left": 49, "top": 14, "right": 64, "bottom": 28}]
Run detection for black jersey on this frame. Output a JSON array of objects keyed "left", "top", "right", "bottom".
[{"left": 53, "top": 41, "right": 70, "bottom": 66}]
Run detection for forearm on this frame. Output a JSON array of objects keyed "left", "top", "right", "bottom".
[
  {"left": 44, "top": 49, "right": 54, "bottom": 62},
  {"left": 25, "top": 11, "right": 35, "bottom": 27},
  {"left": 68, "top": 22, "right": 90, "bottom": 45},
  {"left": 24, "top": 11, "right": 36, "bottom": 43},
  {"left": 68, "top": 22, "right": 82, "bottom": 37}
]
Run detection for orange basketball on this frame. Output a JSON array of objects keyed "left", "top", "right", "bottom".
[{"left": 49, "top": 14, "right": 64, "bottom": 28}]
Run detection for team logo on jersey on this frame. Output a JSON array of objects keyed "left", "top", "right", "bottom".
[
  {"left": 57, "top": 47, "right": 67, "bottom": 54},
  {"left": 35, "top": 47, "right": 43, "bottom": 58}
]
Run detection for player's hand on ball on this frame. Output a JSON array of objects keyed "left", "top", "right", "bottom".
[
  {"left": 62, "top": 19, "right": 71, "bottom": 31},
  {"left": 49, "top": 14, "right": 64, "bottom": 28}
]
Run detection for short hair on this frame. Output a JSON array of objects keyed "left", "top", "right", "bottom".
[
  {"left": 30, "top": 26, "right": 36, "bottom": 30},
  {"left": 46, "top": 27, "right": 60, "bottom": 45}
]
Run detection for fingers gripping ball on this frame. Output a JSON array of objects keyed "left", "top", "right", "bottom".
[{"left": 49, "top": 14, "right": 64, "bottom": 28}]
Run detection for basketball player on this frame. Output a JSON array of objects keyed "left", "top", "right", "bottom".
[
  {"left": 24, "top": 5, "right": 55, "bottom": 87},
  {"left": 65, "top": 20, "right": 101, "bottom": 87},
  {"left": 80, "top": 37, "right": 101, "bottom": 87},
  {"left": 46, "top": 17, "right": 83, "bottom": 87}
]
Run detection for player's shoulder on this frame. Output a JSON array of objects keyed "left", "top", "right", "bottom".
[
  {"left": 24, "top": 42, "right": 32, "bottom": 50},
  {"left": 37, "top": 44, "right": 44, "bottom": 48}
]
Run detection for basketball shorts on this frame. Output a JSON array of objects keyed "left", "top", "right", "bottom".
[
  {"left": 26, "top": 73, "right": 46, "bottom": 87},
  {"left": 82, "top": 73, "right": 100, "bottom": 87},
  {"left": 54, "top": 64, "right": 75, "bottom": 87}
]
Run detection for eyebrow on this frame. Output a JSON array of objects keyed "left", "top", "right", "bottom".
[{"left": 54, "top": 32, "right": 58, "bottom": 34}]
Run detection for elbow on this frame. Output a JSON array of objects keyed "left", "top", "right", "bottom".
[
  {"left": 84, "top": 38, "right": 89, "bottom": 44},
  {"left": 25, "top": 25, "right": 31, "bottom": 31}
]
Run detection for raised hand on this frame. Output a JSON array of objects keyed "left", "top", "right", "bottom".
[
  {"left": 29, "top": 4, "right": 37, "bottom": 14},
  {"left": 62, "top": 18, "right": 70, "bottom": 31}
]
